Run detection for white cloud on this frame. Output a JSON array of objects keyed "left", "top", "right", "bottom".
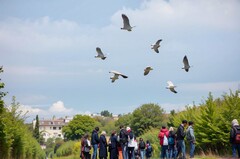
[
  {"left": 49, "top": 101, "right": 73, "bottom": 113},
  {"left": 161, "top": 103, "right": 187, "bottom": 113},
  {"left": 110, "top": 0, "right": 240, "bottom": 31}
]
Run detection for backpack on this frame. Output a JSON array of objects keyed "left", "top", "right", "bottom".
[
  {"left": 233, "top": 126, "right": 240, "bottom": 144},
  {"left": 146, "top": 144, "right": 152, "bottom": 153},
  {"left": 139, "top": 141, "right": 145, "bottom": 149},
  {"left": 120, "top": 129, "right": 127, "bottom": 143},
  {"left": 163, "top": 134, "right": 168, "bottom": 145},
  {"left": 168, "top": 136, "right": 174, "bottom": 145}
]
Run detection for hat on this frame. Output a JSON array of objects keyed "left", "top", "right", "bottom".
[
  {"left": 126, "top": 126, "right": 131, "bottom": 131},
  {"left": 232, "top": 119, "right": 239, "bottom": 126},
  {"left": 101, "top": 131, "right": 106, "bottom": 135}
]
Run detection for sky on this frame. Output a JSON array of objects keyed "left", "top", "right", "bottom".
[{"left": 0, "top": 0, "right": 240, "bottom": 122}]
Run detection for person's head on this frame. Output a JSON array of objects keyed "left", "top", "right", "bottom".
[
  {"left": 232, "top": 119, "right": 239, "bottom": 126},
  {"left": 188, "top": 121, "right": 194, "bottom": 126},
  {"left": 169, "top": 127, "right": 174, "bottom": 132},
  {"left": 83, "top": 133, "right": 89, "bottom": 139},
  {"left": 182, "top": 120, "right": 188, "bottom": 127},
  {"left": 146, "top": 140, "right": 150, "bottom": 144},
  {"left": 111, "top": 130, "right": 116, "bottom": 136},
  {"left": 120, "top": 125, "right": 124, "bottom": 129},
  {"left": 95, "top": 127, "right": 99, "bottom": 132},
  {"left": 101, "top": 131, "right": 106, "bottom": 136},
  {"left": 162, "top": 125, "right": 166, "bottom": 129},
  {"left": 126, "top": 126, "right": 131, "bottom": 132},
  {"left": 139, "top": 138, "right": 143, "bottom": 141}
]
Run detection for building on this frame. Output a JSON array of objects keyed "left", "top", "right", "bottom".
[{"left": 33, "top": 116, "right": 73, "bottom": 142}]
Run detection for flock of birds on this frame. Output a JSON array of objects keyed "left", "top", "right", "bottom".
[{"left": 94, "top": 14, "right": 192, "bottom": 94}]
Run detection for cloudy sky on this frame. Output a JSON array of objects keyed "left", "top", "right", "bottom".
[{"left": 1, "top": 0, "right": 240, "bottom": 122}]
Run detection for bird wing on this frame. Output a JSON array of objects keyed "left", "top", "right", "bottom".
[
  {"left": 155, "top": 39, "right": 162, "bottom": 45},
  {"left": 122, "top": 14, "right": 131, "bottom": 28},
  {"left": 144, "top": 67, "right": 152, "bottom": 76},
  {"left": 153, "top": 47, "right": 159, "bottom": 53},
  {"left": 96, "top": 47, "right": 104, "bottom": 57},
  {"left": 120, "top": 74, "right": 128, "bottom": 78},
  {"left": 183, "top": 55, "right": 189, "bottom": 67},
  {"left": 167, "top": 81, "right": 174, "bottom": 87},
  {"left": 170, "top": 88, "right": 177, "bottom": 93},
  {"left": 110, "top": 70, "right": 121, "bottom": 75},
  {"left": 144, "top": 69, "right": 150, "bottom": 76}
]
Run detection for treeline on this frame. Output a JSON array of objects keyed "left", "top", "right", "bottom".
[
  {"left": 168, "top": 91, "right": 240, "bottom": 155},
  {"left": 0, "top": 67, "right": 45, "bottom": 159}
]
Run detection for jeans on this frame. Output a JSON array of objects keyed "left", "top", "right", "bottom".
[
  {"left": 140, "top": 149, "right": 145, "bottom": 159},
  {"left": 128, "top": 147, "right": 134, "bottom": 159},
  {"left": 121, "top": 143, "right": 128, "bottom": 159},
  {"left": 160, "top": 145, "right": 168, "bottom": 159},
  {"left": 168, "top": 144, "right": 177, "bottom": 159},
  {"left": 232, "top": 143, "right": 240, "bottom": 157},
  {"left": 92, "top": 144, "right": 98, "bottom": 159},
  {"left": 177, "top": 140, "right": 186, "bottom": 159},
  {"left": 189, "top": 142, "right": 195, "bottom": 158}
]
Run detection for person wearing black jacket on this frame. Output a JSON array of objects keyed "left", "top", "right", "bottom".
[
  {"left": 176, "top": 120, "right": 187, "bottom": 159},
  {"left": 119, "top": 125, "right": 128, "bottom": 159},
  {"left": 230, "top": 119, "right": 240, "bottom": 158},
  {"left": 91, "top": 127, "right": 100, "bottom": 159}
]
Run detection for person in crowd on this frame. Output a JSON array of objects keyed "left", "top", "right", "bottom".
[
  {"left": 99, "top": 131, "right": 108, "bottom": 159},
  {"left": 138, "top": 138, "right": 146, "bottom": 159},
  {"left": 176, "top": 120, "right": 188, "bottom": 159},
  {"left": 230, "top": 119, "right": 240, "bottom": 158},
  {"left": 127, "top": 126, "right": 135, "bottom": 159},
  {"left": 158, "top": 125, "right": 169, "bottom": 159},
  {"left": 110, "top": 130, "right": 119, "bottom": 159},
  {"left": 91, "top": 127, "right": 100, "bottom": 159},
  {"left": 145, "top": 140, "right": 152, "bottom": 159},
  {"left": 119, "top": 125, "right": 129, "bottom": 159},
  {"left": 186, "top": 121, "right": 196, "bottom": 158},
  {"left": 81, "top": 133, "right": 91, "bottom": 159},
  {"left": 134, "top": 137, "right": 139, "bottom": 159},
  {"left": 168, "top": 127, "right": 177, "bottom": 159}
]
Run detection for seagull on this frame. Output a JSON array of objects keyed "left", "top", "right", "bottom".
[
  {"left": 121, "top": 14, "right": 135, "bottom": 31},
  {"left": 182, "top": 55, "right": 191, "bottom": 72},
  {"left": 166, "top": 81, "right": 177, "bottom": 93},
  {"left": 95, "top": 47, "right": 107, "bottom": 60},
  {"left": 109, "top": 71, "right": 128, "bottom": 83},
  {"left": 144, "top": 66, "right": 153, "bottom": 76},
  {"left": 151, "top": 39, "right": 162, "bottom": 53}
]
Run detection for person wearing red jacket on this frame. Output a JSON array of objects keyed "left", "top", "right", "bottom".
[{"left": 158, "top": 126, "right": 169, "bottom": 159}]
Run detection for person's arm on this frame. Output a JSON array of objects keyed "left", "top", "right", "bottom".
[
  {"left": 180, "top": 127, "right": 185, "bottom": 138},
  {"left": 190, "top": 128, "right": 195, "bottom": 142}
]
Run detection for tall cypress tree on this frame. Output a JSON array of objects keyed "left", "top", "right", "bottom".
[{"left": 33, "top": 115, "right": 40, "bottom": 142}]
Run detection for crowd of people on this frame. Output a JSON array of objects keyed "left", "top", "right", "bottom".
[
  {"left": 80, "top": 125, "right": 153, "bottom": 159},
  {"left": 80, "top": 119, "right": 240, "bottom": 159}
]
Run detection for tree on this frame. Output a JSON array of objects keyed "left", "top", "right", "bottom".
[
  {"left": 100, "top": 110, "right": 112, "bottom": 117},
  {"left": 62, "top": 115, "right": 100, "bottom": 140},
  {"left": 33, "top": 115, "right": 40, "bottom": 142},
  {"left": 115, "top": 113, "right": 133, "bottom": 129},
  {"left": 131, "top": 103, "right": 165, "bottom": 136}
]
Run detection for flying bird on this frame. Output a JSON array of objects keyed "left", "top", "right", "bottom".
[
  {"left": 121, "top": 14, "right": 135, "bottom": 31},
  {"left": 144, "top": 66, "right": 153, "bottom": 76},
  {"left": 109, "top": 71, "right": 128, "bottom": 83},
  {"left": 95, "top": 47, "right": 107, "bottom": 60},
  {"left": 151, "top": 39, "right": 162, "bottom": 53},
  {"left": 166, "top": 81, "right": 177, "bottom": 93},
  {"left": 182, "top": 55, "right": 191, "bottom": 72}
]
